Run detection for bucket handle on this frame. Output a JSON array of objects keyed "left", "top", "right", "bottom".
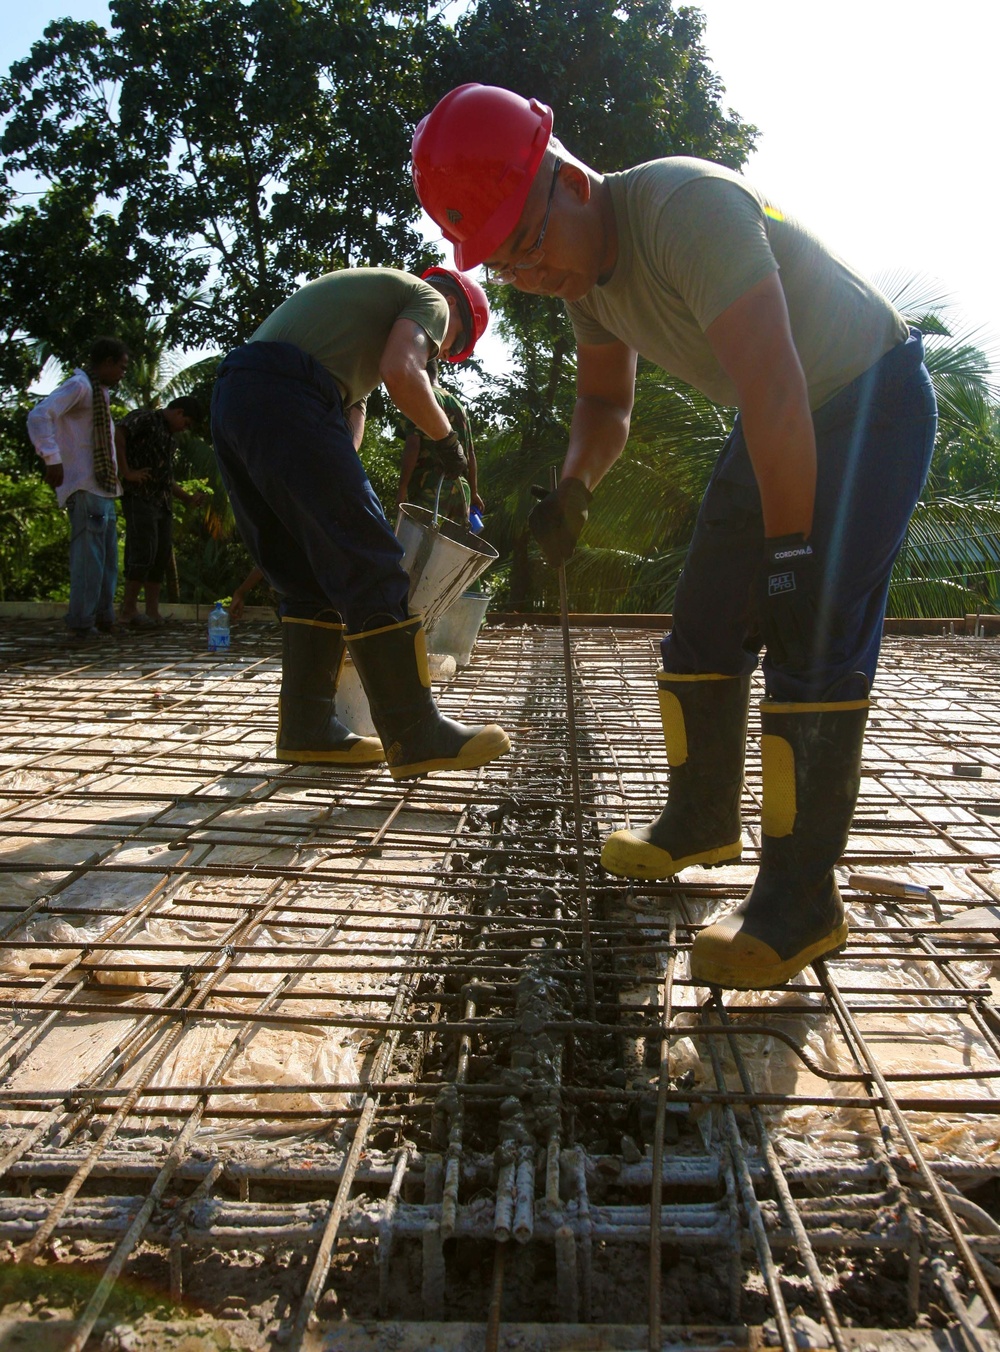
[{"left": 432, "top": 474, "right": 445, "bottom": 527}]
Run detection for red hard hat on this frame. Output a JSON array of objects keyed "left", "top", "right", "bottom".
[
  {"left": 412, "top": 84, "right": 553, "bottom": 270},
  {"left": 422, "top": 266, "right": 490, "bottom": 363}
]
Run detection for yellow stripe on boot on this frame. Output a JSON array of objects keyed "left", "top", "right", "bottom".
[
  {"left": 275, "top": 733, "right": 384, "bottom": 766},
  {"left": 689, "top": 698, "right": 867, "bottom": 990},
  {"left": 600, "top": 671, "right": 750, "bottom": 880}
]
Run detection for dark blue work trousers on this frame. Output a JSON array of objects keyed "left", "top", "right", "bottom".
[
  {"left": 662, "top": 330, "right": 938, "bottom": 701},
  {"left": 211, "top": 342, "right": 409, "bottom": 629}
]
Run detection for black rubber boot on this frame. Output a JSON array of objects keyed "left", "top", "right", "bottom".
[
  {"left": 601, "top": 672, "right": 751, "bottom": 879},
  {"left": 275, "top": 615, "right": 384, "bottom": 766},
  {"left": 346, "top": 616, "right": 510, "bottom": 780},
  {"left": 691, "top": 698, "right": 869, "bottom": 989}
]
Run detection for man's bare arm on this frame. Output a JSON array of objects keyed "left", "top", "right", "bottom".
[
  {"left": 561, "top": 340, "right": 638, "bottom": 489},
  {"left": 380, "top": 320, "right": 452, "bottom": 441},
  {"left": 345, "top": 402, "right": 366, "bottom": 451},
  {"left": 114, "top": 426, "right": 150, "bottom": 485},
  {"left": 705, "top": 272, "right": 815, "bottom": 538}
]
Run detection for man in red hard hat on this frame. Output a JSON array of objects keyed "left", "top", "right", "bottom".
[
  {"left": 413, "top": 84, "right": 937, "bottom": 990},
  {"left": 211, "top": 264, "right": 509, "bottom": 780}
]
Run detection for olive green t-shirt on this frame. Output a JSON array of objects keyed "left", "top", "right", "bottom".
[
  {"left": 567, "top": 159, "right": 908, "bottom": 410},
  {"left": 251, "top": 267, "right": 450, "bottom": 411}
]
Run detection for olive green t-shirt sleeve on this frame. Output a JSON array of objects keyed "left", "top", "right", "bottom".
[
  {"left": 649, "top": 176, "right": 779, "bottom": 332},
  {"left": 569, "top": 176, "right": 779, "bottom": 347},
  {"left": 398, "top": 287, "right": 450, "bottom": 354},
  {"left": 569, "top": 306, "right": 619, "bottom": 347}
]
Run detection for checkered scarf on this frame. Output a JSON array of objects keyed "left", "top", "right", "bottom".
[{"left": 86, "top": 370, "right": 120, "bottom": 494}]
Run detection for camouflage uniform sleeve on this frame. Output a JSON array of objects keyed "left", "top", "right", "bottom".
[{"left": 440, "top": 390, "right": 472, "bottom": 451}]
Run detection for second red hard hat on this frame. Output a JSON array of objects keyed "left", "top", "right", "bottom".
[{"left": 421, "top": 267, "right": 490, "bottom": 363}]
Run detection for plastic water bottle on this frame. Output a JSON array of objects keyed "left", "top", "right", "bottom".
[
  {"left": 207, "top": 601, "right": 230, "bottom": 653},
  {"left": 468, "top": 506, "right": 484, "bottom": 534}
]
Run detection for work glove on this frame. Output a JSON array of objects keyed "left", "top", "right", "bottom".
[
  {"left": 528, "top": 477, "right": 592, "bottom": 568},
  {"left": 757, "top": 533, "right": 819, "bottom": 671},
  {"left": 428, "top": 429, "right": 468, "bottom": 480}
]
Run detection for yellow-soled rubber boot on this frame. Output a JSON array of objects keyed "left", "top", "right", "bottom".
[
  {"left": 601, "top": 672, "right": 751, "bottom": 880},
  {"left": 691, "top": 698, "right": 869, "bottom": 990},
  {"left": 275, "top": 614, "right": 384, "bottom": 766},
  {"left": 346, "top": 615, "right": 510, "bottom": 780}
]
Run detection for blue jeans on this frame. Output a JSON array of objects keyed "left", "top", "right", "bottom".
[
  {"left": 211, "top": 342, "right": 409, "bottom": 630},
  {"left": 662, "top": 330, "right": 938, "bottom": 701},
  {"left": 66, "top": 491, "right": 118, "bottom": 631}
]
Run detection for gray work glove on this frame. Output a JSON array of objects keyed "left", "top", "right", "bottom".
[
  {"left": 428, "top": 429, "right": 468, "bottom": 479},
  {"left": 528, "top": 477, "right": 592, "bottom": 567}
]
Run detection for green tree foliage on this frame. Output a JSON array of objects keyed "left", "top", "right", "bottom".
[
  {"left": 0, "top": 0, "right": 445, "bottom": 387},
  {"left": 878, "top": 275, "right": 1000, "bottom": 616},
  {"left": 0, "top": 473, "right": 69, "bottom": 600},
  {"left": 433, "top": 0, "right": 755, "bottom": 172}
]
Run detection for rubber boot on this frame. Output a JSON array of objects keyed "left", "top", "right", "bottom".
[
  {"left": 601, "top": 673, "right": 751, "bottom": 879},
  {"left": 690, "top": 698, "right": 869, "bottom": 990},
  {"left": 275, "top": 615, "right": 384, "bottom": 766},
  {"left": 346, "top": 615, "right": 510, "bottom": 780}
]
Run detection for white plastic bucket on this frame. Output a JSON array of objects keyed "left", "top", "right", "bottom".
[
  {"left": 394, "top": 504, "right": 498, "bottom": 631},
  {"left": 428, "top": 591, "right": 491, "bottom": 667}
]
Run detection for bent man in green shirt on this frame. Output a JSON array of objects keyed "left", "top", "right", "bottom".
[
  {"left": 211, "top": 265, "right": 510, "bottom": 781},
  {"left": 413, "top": 85, "right": 937, "bottom": 990}
]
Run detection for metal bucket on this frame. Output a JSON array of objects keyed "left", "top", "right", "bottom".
[
  {"left": 395, "top": 504, "right": 498, "bottom": 631},
  {"left": 334, "top": 656, "right": 378, "bottom": 737},
  {"left": 428, "top": 590, "right": 492, "bottom": 667}
]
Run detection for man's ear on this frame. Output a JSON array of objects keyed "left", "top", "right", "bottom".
[{"left": 561, "top": 162, "right": 592, "bottom": 205}]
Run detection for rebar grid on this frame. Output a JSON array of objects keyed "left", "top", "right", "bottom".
[{"left": 0, "top": 618, "right": 999, "bottom": 1351}]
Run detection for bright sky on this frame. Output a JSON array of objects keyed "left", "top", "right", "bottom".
[
  {"left": 3, "top": 0, "right": 997, "bottom": 379},
  {"left": 693, "top": 0, "right": 998, "bottom": 368}
]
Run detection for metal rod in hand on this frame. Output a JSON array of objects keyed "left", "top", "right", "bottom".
[{"left": 553, "top": 467, "right": 597, "bottom": 1021}]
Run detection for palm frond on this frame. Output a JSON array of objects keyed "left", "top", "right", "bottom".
[
  {"left": 890, "top": 493, "right": 1000, "bottom": 617},
  {"left": 162, "top": 354, "right": 222, "bottom": 401}
]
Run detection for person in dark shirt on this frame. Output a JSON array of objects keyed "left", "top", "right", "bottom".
[{"left": 115, "top": 396, "right": 206, "bottom": 627}]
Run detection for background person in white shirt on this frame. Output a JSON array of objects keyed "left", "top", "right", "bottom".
[{"left": 28, "top": 338, "right": 129, "bottom": 641}]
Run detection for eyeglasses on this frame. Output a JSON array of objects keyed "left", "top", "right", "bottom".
[{"left": 487, "top": 159, "right": 563, "bottom": 285}]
